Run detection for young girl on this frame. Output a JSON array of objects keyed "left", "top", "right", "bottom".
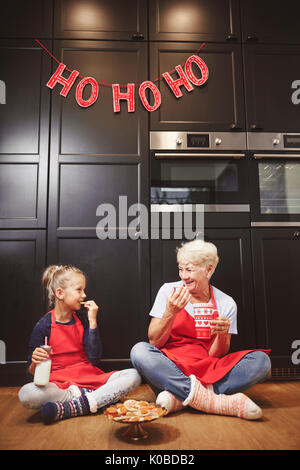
[{"left": 18, "top": 265, "right": 141, "bottom": 424}]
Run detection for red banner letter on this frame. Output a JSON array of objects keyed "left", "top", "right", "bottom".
[
  {"left": 162, "top": 65, "right": 194, "bottom": 98},
  {"left": 46, "top": 63, "right": 79, "bottom": 97},
  {"left": 139, "top": 81, "right": 161, "bottom": 112},
  {"left": 112, "top": 83, "right": 135, "bottom": 112},
  {"left": 76, "top": 77, "right": 99, "bottom": 107},
  {"left": 184, "top": 55, "right": 209, "bottom": 86}
]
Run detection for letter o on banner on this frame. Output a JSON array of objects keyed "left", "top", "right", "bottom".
[
  {"left": 184, "top": 55, "right": 209, "bottom": 86},
  {"left": 139, "top": 81, "right": 161, "bottom": 112},
  {"left": 76, "top": 77, "right": 99, "bottom": 107}
]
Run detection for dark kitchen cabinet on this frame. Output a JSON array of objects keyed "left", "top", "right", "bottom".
[
  {"left": 0, "top": 40, "right": 51, "bottom": 229},
  {"left": 0, "top": 230, "right": 46, "bottom": 385},
  {"left": 243, "top": 44, "right": 300, "bottom": 132},
  {"left": 149, "top": 42, "right": 245, "bottom": 131},
  {"left": 241, "top": 0, "right": 300, "bottom": 45},
  {"left": 47, "top": 236, "right": 150, "bottom": 367},
  {"left": 54, "top": 0, "right": 148, "bottom": 41},
  {"left": 151, "top": 229, "right": 256, "bottom": 352},
  {"left": 149, "top": 0, "right": 241, "bottom": 43},
  {"left": 47, "top": 40, "right": 149, "bottom": 231},
  {"left": 0, "top": 1, "right": 53, "bottom": 38},
  {"left": 251, "top": 228, "right": 300, "bottom": 373},
  {"left": 46, "top": 40, "right": 150, "bottom": 366}
]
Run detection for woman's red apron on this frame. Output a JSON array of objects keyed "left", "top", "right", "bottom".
[
  {"left": 48, "top": 310, "right": 116, "bottom": 389},
  {"left": 160, "top": 286, "right": 270, "bottom": 386}
]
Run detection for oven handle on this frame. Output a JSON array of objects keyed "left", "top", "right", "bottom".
[
  {"left": 154, "top": 153, "right": 245, "bottom": 159},
  {"left": 254, "top": 154, "right": 300, "bottom": 159}
]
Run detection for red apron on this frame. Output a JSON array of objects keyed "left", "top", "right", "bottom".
[
  {"left": 161, "top": 286, "right": 270, "bottom": 386},
  {"left": 48, "top": 309, "right": 116, "bottom": 389}
]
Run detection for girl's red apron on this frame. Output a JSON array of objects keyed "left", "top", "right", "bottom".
[
  {"left": 160, "top": 286, "right": 270, "bottom": 386},
  {"left": 48, "top": 310, "right": 116, "bottom": 389}
]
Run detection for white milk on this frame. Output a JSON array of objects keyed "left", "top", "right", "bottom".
[{"left": 34, "top": 345, "right": 52, "bottom": 386}]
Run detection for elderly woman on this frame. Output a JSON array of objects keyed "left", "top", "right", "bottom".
[{"left": 131, "top": 240, "right": 271, "bottom": 420}]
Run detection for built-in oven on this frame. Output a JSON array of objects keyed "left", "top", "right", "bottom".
[
  {"left": 248, "top": 133, "right": 300, "bottom": 226},
  {"left": 150, "top": 131, "right": 250, "bottom": 228}
]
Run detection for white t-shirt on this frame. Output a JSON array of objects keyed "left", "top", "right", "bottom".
[{"left": 149, "top": 281, "right": 238, "bottom": 335}]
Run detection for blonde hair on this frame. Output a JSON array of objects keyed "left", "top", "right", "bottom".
[
  {"left": 176, "top": 240, "right": 219, "bottom": 270},
  {"left": 42, "top": 265, "right": 85, "bottom": 308}
]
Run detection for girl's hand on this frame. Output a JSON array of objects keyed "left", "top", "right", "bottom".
[
  {"left": 211, "top": 317, "right": 230, "bottom": 336},
  {"left": 166, "top": 286, "right": 191, "bottom": 316},
  {"left": 82, "top": 300, "right": 99, "bottom": 328},
  {"left": 31, "top": 347, "right": 52, "bottom": 364}
]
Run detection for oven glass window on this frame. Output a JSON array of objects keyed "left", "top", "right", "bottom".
[
  {"left": 259, "top": 162, "right": 300, "bottom": 214},
  {"left": 160, "top": 161, "right": 238, "bottom": 191},
  {"left": 151, "top": 161, "right": 239, "bottom": 204}
]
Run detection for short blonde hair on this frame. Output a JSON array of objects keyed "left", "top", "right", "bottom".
[
  {"left": 176, "top": 240, "right": 219, "bottom": 269},
  {"left": 42, "top": 265, "right": 85, "bottom": 308}
]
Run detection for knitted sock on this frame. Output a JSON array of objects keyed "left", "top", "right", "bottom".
[
  {"left": 156, "top": 391, "right": 185, "bottom": 415},
  {"left": 183, "top": 375, "right": 262, "bottom": 420},
  {"left": 67, "top": 385, "right": 93, "bottom": 401},
  {"left": 80, "top": 387, "right": 93, "bottom": 394},
  {"left": 42, "top": 394, "right": 92, "bottom": 425}
]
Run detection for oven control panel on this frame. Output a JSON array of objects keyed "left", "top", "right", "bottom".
[
  {"left": 150, "top": 131, "right": 246, "bottom": 151},
  {"left": 248, "top": 132, "right": 300, "bottom": 151}
]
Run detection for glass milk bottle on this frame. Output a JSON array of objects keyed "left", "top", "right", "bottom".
[{"left": 34, "top": 343, "right": 52, "bottom": 386}]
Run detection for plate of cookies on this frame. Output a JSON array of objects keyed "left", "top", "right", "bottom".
[{"left": 104, "top": 399, "right": 167, "bottom": 423}]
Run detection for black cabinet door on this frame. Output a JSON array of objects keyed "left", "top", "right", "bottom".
[
  {"left": 47, "top": 40, "right": 148, "bottom": 237},
  {"left": 243, "top": 44, "right": 300, "bottom": 132},
  {"left": 46, "top": 40, "right": 150, "bottom": 365},
  {"left": 149, "top": 42, "right": 245, "bottom": 131},
  {"left": 251, "top": 228, "right": 300, "bottom": 370},
  {"left": 151, "top": 229, "right": 256, "bottom": 352},
  {"left": 50, "top": 236, "right": 150, "bottom": 365},
  {"left": 0, "top": 0, "right": 53, "bottom": 38},
  {"left": 241, "top": 0, "right": 300, "bottom": 45},
  {"left": 0, "top": 40, "right": 51, "bottom": 229},
  {"left": 0, "top": 230, "right": 46, "bottom": 385},
  {"left": 54, "top": 0, "right": 147, "bottom": 40},
  {"left": 149, "top": 0, "right": 240, "bottom": 43}
]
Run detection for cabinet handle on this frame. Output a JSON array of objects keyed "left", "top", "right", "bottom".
[
  {"left": 247, "top": 34, "right": 258, "bottom": 41},
  {"left": 132, "top": 32, "right": 144, "bottom": 40},
  {"left": 250, "top": 124, "right": 264, "bottom": 131},
  {"left": 227, "top": 34, "right": 238, "bottom": 41},
  {"left": 230, "top": 123, "right": 242, "bottom": 131}
]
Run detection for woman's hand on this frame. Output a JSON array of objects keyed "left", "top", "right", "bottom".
[
  {"left": 166, "top": 286, "right": 191, "bottom": 316},
  {"left": 211, "top": 316, "right": 230, "bottom": 336},
  {"left": 82, "top": 300, "right": 99, "bottom": 329}
]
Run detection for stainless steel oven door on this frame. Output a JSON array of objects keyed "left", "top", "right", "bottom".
[{"left": 250, "top": 154, "right": 300, "bottom": 225}]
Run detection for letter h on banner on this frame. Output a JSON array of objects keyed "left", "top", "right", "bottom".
[
  {"left": 46, "top": 63, "right": 79, "bottom": 97},
  {"left": 112, "top": 83, "right": 135, "bottom": 112}
]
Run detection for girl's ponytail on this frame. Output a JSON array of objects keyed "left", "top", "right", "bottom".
[{"left": 42, "top": 265, "right": 84, "bottom": 308}]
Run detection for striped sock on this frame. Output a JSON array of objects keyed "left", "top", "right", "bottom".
[
  {"left": 42, "top": 394, "right": 91, "bottom": 425},
  {"left": 183, "top": 375, "right": 262, "bottom": 420}
]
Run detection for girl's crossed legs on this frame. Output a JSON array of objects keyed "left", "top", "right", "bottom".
[{"left": 18, "top": 368, "right": 141, "bottom": 411}]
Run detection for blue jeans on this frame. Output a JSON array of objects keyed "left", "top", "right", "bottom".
[{"left": 130, "top": 342, "right": 271, "bottom": 402}]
